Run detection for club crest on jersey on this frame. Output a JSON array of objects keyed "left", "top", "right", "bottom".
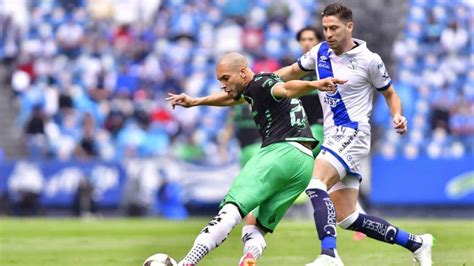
[
  {"left": 348, "top": 58, "right": 358, "bottom": 69},
  {"left": 377, "top": 63, "right": 390, "bottom": 80}
]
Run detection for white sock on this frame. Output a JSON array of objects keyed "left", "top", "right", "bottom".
[
  {"left": 181, "top": 204, "right": 242, "bottom": 264},
  {"left": 242, "top": 225, "right": 266, "bottom": 259},
  {"left": 356, "top": 201, "right": 366, "bottom": 214}
]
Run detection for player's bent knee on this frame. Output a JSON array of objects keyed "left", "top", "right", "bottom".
[
  {"left": 244, "top": 212, "right": 257, "bottom": 225},
  {"left": 337, "top": 211, "right": 359, "bottom": 229}
]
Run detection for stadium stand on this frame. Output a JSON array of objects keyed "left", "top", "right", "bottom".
[
  {"left": 374, "top": 0, "right": 473, "bottom": 159},
  {"left": 0, "top": 0, "right": 472, "bottom": 163}
]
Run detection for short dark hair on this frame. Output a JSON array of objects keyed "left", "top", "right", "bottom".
[
  {"left": 321, "top": 3, "right": 353, "bottom": 22},
  {"left": 295, "top": 26, "right": 323, "bottom": 42}
]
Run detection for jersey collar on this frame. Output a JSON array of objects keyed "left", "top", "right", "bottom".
[{"left": 328, "top": 38, "right": 367, "bottom": 57}]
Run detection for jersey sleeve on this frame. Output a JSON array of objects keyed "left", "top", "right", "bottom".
[
  {"left": 368, "top": 53, "right": 392, "bottom": 92},
  {"left": 297, "top": 44, "right": 320, "bottom": 72}
]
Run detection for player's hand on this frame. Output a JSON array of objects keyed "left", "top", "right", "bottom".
[
  {"left": 393, "top": 114, "right": 407, "bottom": 134},
  {"left": 314, "top": 78, "right": 347, "bottom": 93},
  {"left": 166, "top": 93, "right": 195, "bottom": 109}
]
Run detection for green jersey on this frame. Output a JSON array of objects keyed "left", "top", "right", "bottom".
[{"left": 242, "top": 73, "right": 317, "bottom": 148}]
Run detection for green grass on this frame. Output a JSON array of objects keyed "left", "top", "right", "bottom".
[{"left": 0, "top": 217, "right": 473, "bottom": 265}]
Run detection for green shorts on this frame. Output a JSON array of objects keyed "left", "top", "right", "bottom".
[
  {"left": 311, "top": 124, "right": 324, "bottom": 157},
  {"left": 221, "top": 142, "right": 314, "bottom": 232}
]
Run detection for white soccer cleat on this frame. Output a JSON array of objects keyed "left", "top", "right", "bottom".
[
  {"left": 413, "top": 234, "right": 434, "bottom": 266},
  {"left": 305, "top": 254, "right": 344, "bottom": 266}
]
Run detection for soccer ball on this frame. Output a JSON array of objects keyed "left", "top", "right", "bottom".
[{"left": 143, "top": 253, "right": 177, "bottom": 266}]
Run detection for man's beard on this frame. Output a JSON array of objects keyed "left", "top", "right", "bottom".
[{"left": 233, "top": 92, "right": 243, "bottom": 101}]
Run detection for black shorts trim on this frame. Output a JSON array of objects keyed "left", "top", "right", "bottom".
[{"left": 256, "top": 218, "right": 274, "bottom": 233}]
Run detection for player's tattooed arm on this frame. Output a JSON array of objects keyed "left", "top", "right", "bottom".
[{"left": 166, "top": 92, "right": 245, "bottom": 108}]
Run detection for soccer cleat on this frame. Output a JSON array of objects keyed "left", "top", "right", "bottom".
[
  {"left": 305, "top": 254, "right": 344, "bottom": 266},
  {"left": 239, "top": 253, "right": 256, "bottom": 266},
  {"left": 413, "top": 234, "right": 434, "bottom": 266}
]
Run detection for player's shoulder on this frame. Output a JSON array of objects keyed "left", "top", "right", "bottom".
[
  {"left": 308, "top": 42, "right": 325, "bottom": 55},
  {"left": 353, "top": 39, "right": 384, "bottom": 66},
  {"left": 251, "top": 73, "right": 283, "bottom": 88}
]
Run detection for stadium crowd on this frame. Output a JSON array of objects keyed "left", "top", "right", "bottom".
[
  {"left": 374, "top": 0, "right": 473, "bottom": 159},
  {"left": 0, "top": 0, "right": 472, "bottom": 163}
]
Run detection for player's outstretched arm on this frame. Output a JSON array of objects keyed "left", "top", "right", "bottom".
[
  {"left": 166, "top": 92, "right": 244, "bottom": 109},
  {"left": 272, "top": 77, "right": 347, "bottom": 98},
  {"left": 275, "top": 62, "right": 307, "bottom": 81},
  {"left": 381, "top": 85, "right": 407, "bottom": 134}
]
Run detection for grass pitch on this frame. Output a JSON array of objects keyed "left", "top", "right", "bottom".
[{"left": 0, "top": 217, "right": 473, "bottom": 265}]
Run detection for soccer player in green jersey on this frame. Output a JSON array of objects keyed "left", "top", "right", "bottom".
[{"left": 166, "top": 52, "right": 345, "bottom": 266}]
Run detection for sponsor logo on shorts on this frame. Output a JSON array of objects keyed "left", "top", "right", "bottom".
[{"left": 338, "top": 129, "right": 359, "bottom": 153}]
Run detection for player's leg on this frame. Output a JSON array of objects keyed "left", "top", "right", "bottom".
[
  {"left": 332, "top": 186, "right": 433, "bottom": 265},
  {"left": 241, "top": 212, "right": 266, "bottom": 262},
  {"left": 352, "top": 201, "right": 367, "bottom": 240},
  {"left": 179, "top": 147, "right": 274, "bottom": 265},
  {"left": 179, "top": 203, "right": 243, "bottom": 265},
  {"left": 305, "top": 158, "right": 343, "bottom": 265},
  {"left": 240, "top": 142, "right": 313, "bottom": 263}
]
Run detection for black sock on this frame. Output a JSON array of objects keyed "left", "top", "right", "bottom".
[
  {"left": 306, "top": 188, "right": 337, "bottom": 257},
  {"left": 346, "top": 213, "right": 422, "bottom": 252}
]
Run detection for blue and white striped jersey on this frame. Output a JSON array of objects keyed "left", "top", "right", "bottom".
[{"left": 298, "top": 38, "right": 392, "bottom": 136}]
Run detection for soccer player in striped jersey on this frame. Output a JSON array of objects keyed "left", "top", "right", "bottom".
[
  {"left": 276, "top": 3, "right": 433, "bottom": 266},
  {"left": 295, "top": 25, "right": 367, "bottom": 241}
]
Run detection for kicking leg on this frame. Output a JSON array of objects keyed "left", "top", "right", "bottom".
[{"left": 179, "top": 204, "right": 242, "bottom": 265}]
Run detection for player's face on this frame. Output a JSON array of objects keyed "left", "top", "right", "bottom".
[
  {"left": 299, "top": 30, "right": 319, "bottom": 53},
  {"left": 216, "top": 64, "right": 245, "bottom": 100},
  {"left": 322, "top": 15, "right": 353, "bottom": 53}
]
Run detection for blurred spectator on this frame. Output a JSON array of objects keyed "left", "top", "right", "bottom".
[
  {"left": 75, "top": 113, "right": 99, "bottom": 159},
  {"left": 24, "top": 105, "right": 48, "bottom": 159},
  {"left": 253, "top": 53, "right": 281, "bottom": 73},
  {"left": 423, "top": 10, "right": 443, "bottom": 44},
  {"left": 73, "top": 176, "right": 98, "bottom": 217},
  {"left": 56, "top": 17, "right": 84, "bottom": 59},
  {"left": 440, "top": 21, "right": 469, "bottom": 54},
  {"left": 0, "top": 15, "right": 22, "bottom": 80},
  {"left": 104, "top": 110, "right": 126, "bottom": 138},
  {"left": 7, "top": 162, "right": 43, "bottom": 216},
  {"left": 379, "top": 1, "right": 473, "bottom": 158}
]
